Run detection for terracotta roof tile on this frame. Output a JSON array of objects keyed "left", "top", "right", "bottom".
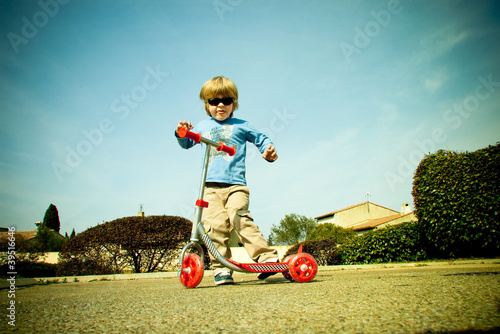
[{"left": 351, "top": 211, "right": 416, "bottom": 231}]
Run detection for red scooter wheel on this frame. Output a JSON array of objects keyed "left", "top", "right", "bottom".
[
  {"left": 282, "top": 255, "right": 296, "bottom": 281},
  {"left": 289, "top": 253, "right": 318, "bottom": 283},
  {"left": 179, "top": 253, "right": 204, "bottom": 288}
]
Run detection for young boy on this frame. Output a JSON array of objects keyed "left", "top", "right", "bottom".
[{"left": 175, "top": 76, "right": 279, "bottom": 285}]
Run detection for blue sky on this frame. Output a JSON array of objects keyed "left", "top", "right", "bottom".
[{"left": 1, "top": 0, "right": 499, "bottom": 238}]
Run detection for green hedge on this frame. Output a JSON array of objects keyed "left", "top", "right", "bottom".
[
  {"left": 0, "top": 261, "right": 58, "bottom": 278},
  {"left": 412, "top": 143, "right": 500, "bottom": 258},
  {"left": 56, "top": 258, "right": 116, "bottom": 277},
  {"left": 282, "top": 239, "right": 341, "bottom": 266},
  {"left": 338, "top": 221, "right": 427, "bottom": 264}
]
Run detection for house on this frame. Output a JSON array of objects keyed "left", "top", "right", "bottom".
[
  {"left": 0, "top": 222, "right": 66, "bottom": 252},
  {"left": 0, "top": 229, "right": 37, "bottom": 251},
  {"left": 314, "top": 202, "right": 417, "bottom": 235}
]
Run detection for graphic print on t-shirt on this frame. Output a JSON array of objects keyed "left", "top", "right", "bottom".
[{"left": 203, "top": 124, "right": 236, "bottom": 164}]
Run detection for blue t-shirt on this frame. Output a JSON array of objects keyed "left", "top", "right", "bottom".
[{"left": 176, "top": 118, "right": 273, "bottom": 186}]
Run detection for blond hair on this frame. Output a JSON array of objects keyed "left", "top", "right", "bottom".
[{"left": 199, "top": 76, "right": 239, "bottom": 116}]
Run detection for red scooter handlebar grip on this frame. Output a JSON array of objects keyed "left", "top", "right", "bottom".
[
  {"left": 217, "top": 142, "right": 236, "bottom": 156},
  {"left": 178, "top": 127, "right": 201, "bottom": 143}
]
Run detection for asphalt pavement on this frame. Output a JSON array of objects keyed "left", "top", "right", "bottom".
[{"left": 1, "top": 259, "right": 499, "bottom": 333}]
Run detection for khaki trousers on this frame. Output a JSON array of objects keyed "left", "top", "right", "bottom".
[{"left": 202, "top": 185, "right": 278, "bottom": 271}]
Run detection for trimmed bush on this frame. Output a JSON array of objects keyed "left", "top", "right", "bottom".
[
  {"left": 282, "top": 239, "right": 341, "bottom": 266},
  {"left": 58, "top": 215, "right": 192, "bottom": 275},
  {"left": 412, "top": 143, "right": 500, "bottom": 258},
  {"left": 338, "top": 221, "right": 427, "bottom": 264}
]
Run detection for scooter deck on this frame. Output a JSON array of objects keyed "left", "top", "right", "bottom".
[{"left": 226, "top": 259, "right": 290, "bottom": 273}]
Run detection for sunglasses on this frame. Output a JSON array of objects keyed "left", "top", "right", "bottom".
[{"left": 207, "top": 97, "right": 234, "bottom": 106}]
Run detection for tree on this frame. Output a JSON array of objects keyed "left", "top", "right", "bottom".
[
  {"left": 268, "top": 213, "right": 317, "bottom": 246},
  {"left": 43, "top": 203, "right": 60, "bottom": 233},
  {"left": 307, "top": 223, "right": 356, "bottom": 244},
  {"left": 58, "top": 215, "right": 192, "bottom": 275},
  {"left": 23, "top": 225, "right": 67, "bottom": 252}
]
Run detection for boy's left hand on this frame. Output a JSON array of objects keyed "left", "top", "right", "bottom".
[{"left": 262, "top": 144, "right": 278, "bottom": 162}]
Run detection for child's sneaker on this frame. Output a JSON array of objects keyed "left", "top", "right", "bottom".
[
  {"left": 257, "top": 257, "right": 279, "bottom": 280},
  {"left": 214, "top": 271, "right": 234, "bottom": 285}
]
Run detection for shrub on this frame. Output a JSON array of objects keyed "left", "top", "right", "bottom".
[
  {"left": 58, "top": 215, "right": 192, "bottom": 275},
  {"left": 338, "top": 221, "right": 427, "bottom": 264},
  {"left": 412, "top": 143, "right": 500, "bottom": 258},
  {"left": 56, "top": 258, "right": 115, "bottom": 276},
  {"left": 282, "top": 239, "right": 341, "bottom": 266},
  {"left": 1, "top": 261, "right": 57, "bottom": 278},
  {"left": 307, "top": 223, "right": 356, "bottom": 244},
  {"left": 24, "top": 226, "right": 68, "bottom": 252}
]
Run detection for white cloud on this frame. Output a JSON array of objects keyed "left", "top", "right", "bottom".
[
  {"left": 377, "top": 103, "right": 400, "bottom": 123},
  {"left": 422, "top": 69, "right": 448, "bottom": 94},
  {"left": 413, "top": 24, "right": 472, "bottom": 66}
]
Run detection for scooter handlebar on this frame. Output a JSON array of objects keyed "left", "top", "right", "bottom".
[
  {"left": 178, "top": 126, "right": 236, "bottom": 156},
  {"left": 217, "top": 142, "right": 236, "bottom": 156},
  {"left": 177, "top": 127, "right": 201, "bottom": 143}
]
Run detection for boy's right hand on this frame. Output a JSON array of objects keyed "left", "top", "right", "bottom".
[{"left": 176, "top": 121, "right": 193, "bottom": 136}]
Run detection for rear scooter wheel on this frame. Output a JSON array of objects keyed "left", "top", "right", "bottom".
[
  {"left": 289, "top": 253, "right": 318, "bottom": 283},
  {"left": 281, "top": 255, "right": 296, "bottom": 281},
  {"left": 179, "top": 253, "right": 204, "bottom": 288}
]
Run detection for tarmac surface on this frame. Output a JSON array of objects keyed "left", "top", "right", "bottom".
[{"left": 1, "top": 259, "right": 499, "bottom": 333}]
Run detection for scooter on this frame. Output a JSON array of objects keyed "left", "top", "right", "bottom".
[{"left": 176, "top": 126, "right": 318, "bottom": 288}]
